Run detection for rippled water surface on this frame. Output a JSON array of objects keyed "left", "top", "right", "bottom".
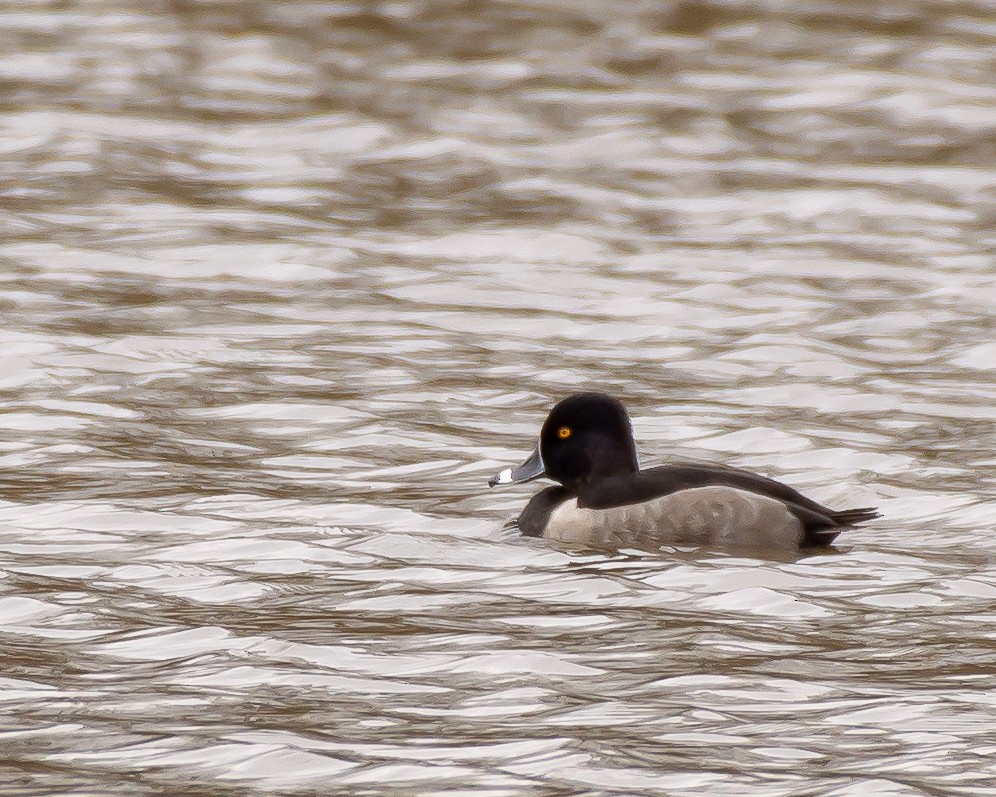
[{"left": 2, "top": 1, "right": 995, "bottom": 794}]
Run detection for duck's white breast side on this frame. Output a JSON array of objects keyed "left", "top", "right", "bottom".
[{"left": 542, "top": 486, "right": 804, "bottom": 550}]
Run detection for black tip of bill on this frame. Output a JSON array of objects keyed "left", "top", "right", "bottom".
[
  {"left": 488, "top": 444, "right": 545, "bottom": 488},
  {"left": 488, "top": 468, "right": 513, "bottom": 488}
]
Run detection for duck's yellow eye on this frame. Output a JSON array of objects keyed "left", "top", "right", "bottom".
[{"left": 557, "top": 426, "right": 572, "bottom": 439}]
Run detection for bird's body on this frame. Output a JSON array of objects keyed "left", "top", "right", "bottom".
[{"left": 489, "top": 393, "right": 880, "bottom": 552}]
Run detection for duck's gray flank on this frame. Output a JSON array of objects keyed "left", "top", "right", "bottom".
[{"left": 540, "top": 487, "right": 805, "bottom": 550}]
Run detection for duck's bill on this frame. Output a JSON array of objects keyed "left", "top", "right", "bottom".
[{"left": 488, "top": 444, "right": 545, "bottom": 487}]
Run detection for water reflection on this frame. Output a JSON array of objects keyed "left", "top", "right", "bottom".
[{"left": 2, "top": 0, "right": 995, "bottom": 794}]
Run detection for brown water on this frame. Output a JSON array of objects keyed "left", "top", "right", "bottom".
[{"left": 2, "top": 1, "right": 995, "bottom": 794}]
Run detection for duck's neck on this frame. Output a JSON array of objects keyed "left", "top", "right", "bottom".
[{"left": 570, "top": 433, "right": 639, "bottom": 490}]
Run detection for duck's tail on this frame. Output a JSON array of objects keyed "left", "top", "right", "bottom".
[{"left": 829, "top": 507, "right": 881, "bottom": 526}]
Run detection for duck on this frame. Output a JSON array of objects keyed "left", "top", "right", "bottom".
[{"left": 488, "top": 393, "right": 880, "bottom": 551}]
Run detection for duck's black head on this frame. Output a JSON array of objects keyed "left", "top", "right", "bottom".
[{"left": 489, "top": 393, "right": 640, "bottom": 491}]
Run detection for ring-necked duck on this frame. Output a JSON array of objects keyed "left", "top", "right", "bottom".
[{"left": 488, "top": 393, "right": 880, "bottom": 550}]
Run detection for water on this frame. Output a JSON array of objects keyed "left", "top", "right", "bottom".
[{"left": 1, "top": 1, "right": 995, "bottom": 794}]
